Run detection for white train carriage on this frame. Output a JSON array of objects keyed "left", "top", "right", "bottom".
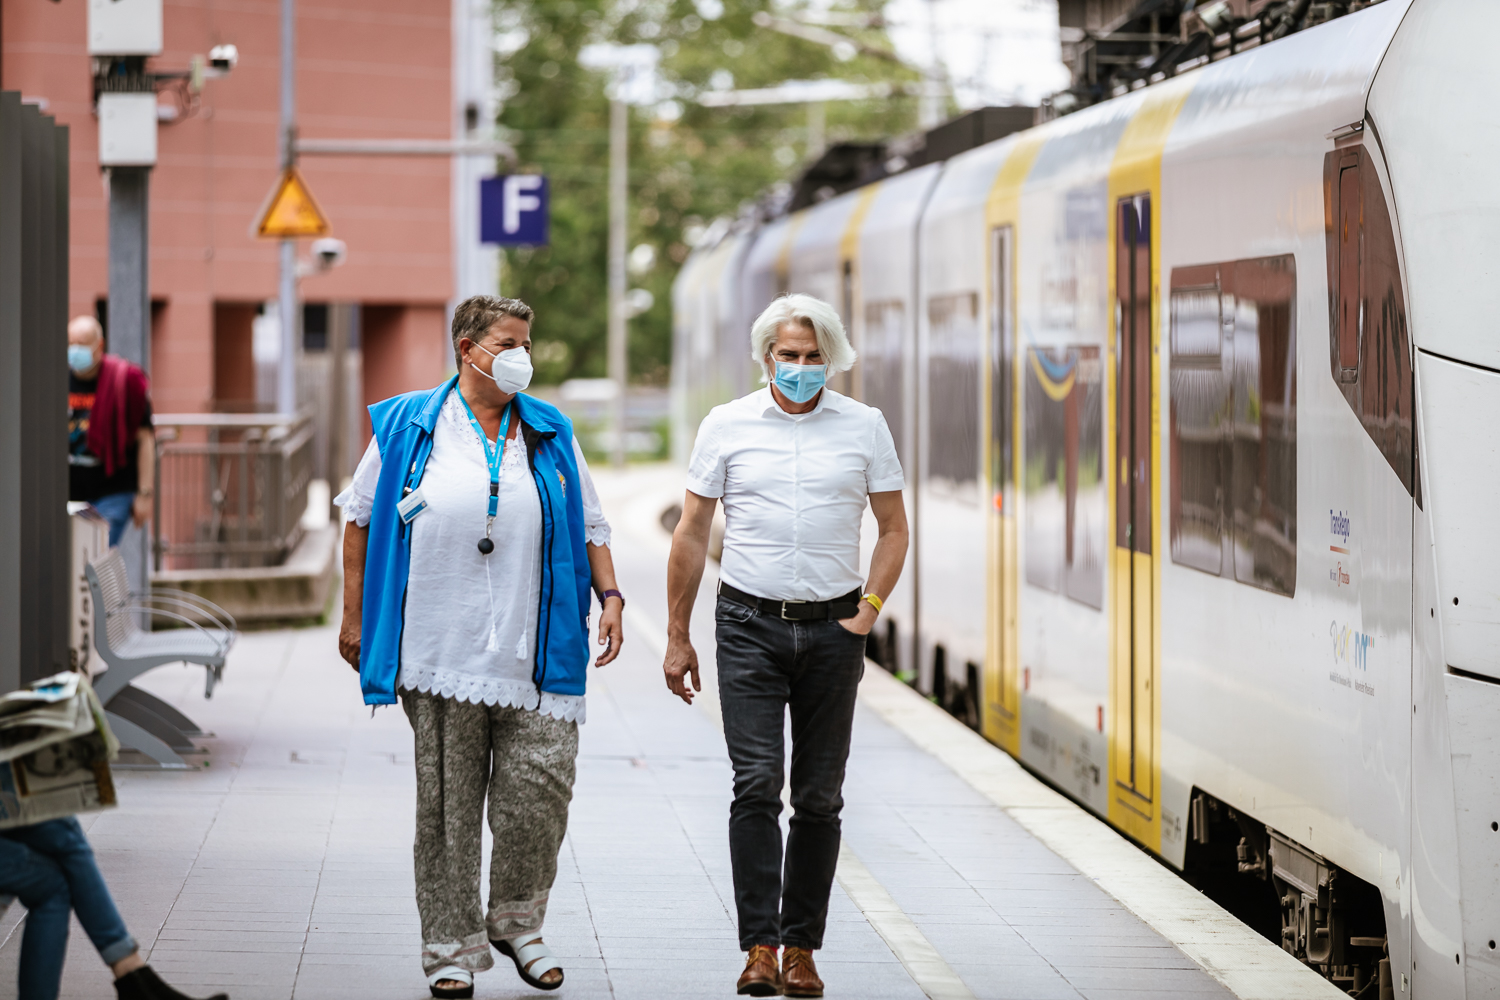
[{"left": 673, "top": 0, "right": 1500, "bottom": 994}]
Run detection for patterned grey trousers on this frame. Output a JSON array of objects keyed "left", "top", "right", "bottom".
[{"left": 401, "top": 689, "right": 579, "bottom": 977}]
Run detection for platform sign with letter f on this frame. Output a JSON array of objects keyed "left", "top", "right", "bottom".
[{"left": 480, "top": 175, "right": 548, "bottom": 245}]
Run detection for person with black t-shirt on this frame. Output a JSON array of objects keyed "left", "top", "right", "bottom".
[{"left": 66, "top": 316, "right": 154, "bottom": 547}]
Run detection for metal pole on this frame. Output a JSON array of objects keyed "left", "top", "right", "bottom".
[
  {"left": 107, "top": 168, "right": 150, "bottom": 372},
  {"left": 277, "top": 0, "right": 299, "bottom": 415},
  {"left": 606, "top": 87, "right": 628, "bottom": 469},
  {"left": 326, "top": 302, "right": 348, "bottom": 519},
  {"left": 107, "top": 165, "right": 152, "bottom": 600},
  {"left": 920, "top": 0, "right": 945, "bottom": 129},
  {"left": 807, "top": 101, "right": 826, "bottom": 160}
]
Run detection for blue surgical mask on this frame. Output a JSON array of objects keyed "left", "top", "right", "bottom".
[
  {"left": 773, "top": 360, "right": 826, "bottom": 404},
  {"left": 68, "top": 345, "right": 95, "bottom": 374}
]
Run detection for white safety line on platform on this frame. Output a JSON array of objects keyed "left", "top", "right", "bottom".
[
  {"left": 622, "top": 604, "right": 977, "bottom": 1000},
  {"left": 856, "top": 666, "right": 1346, "bottom": 1000},
  {"left": 833, "top": 843, "right": 979, "bottom": 1000}
]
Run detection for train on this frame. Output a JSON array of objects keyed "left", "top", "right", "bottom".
[{"left": 670, "top": 0, "right": 1500, "bottom": 996}]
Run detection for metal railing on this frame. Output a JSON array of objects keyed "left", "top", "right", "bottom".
[{"left": 152, "top": 412, "right": 315, "bottom": 571}]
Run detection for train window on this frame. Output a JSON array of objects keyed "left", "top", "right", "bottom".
[
  {"left": 1323, "top": 148, "right": 1414, "bottom": 495},
  {"left": 1023, "top": 345, "right": 1105, "bottom": 609},
  {"left": 1169, "top": 256, "right": 1297, "bottom": 597},
  {"left": 1167, "top": 273, "right": 1229, "bottom": 577},
  {"left": 927, "top": 292, "right": 981, "bottom": 489},
  {"left": 864, "top": 299, "right": 906, "bottom": 469}
]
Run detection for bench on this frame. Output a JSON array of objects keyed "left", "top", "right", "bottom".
[{"left": 85, "top": 549, "right": 238, "bottom": 769}]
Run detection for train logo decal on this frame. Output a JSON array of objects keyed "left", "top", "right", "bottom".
[{"left": 1330, "top": 622, "right": 1376, "bottom": 696}]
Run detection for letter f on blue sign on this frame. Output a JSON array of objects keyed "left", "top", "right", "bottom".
[{"left": 480, "top": 175, "right": 548, "bottom": 245}]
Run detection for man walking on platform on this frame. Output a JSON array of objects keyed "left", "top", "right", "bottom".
[
  {"left": 663, "top": 294, "right": 909, "bottom": 998},
  {"left": 66, "top": 315, "right": 154, "bottom": 547}
]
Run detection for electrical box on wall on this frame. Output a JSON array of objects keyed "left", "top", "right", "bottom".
[
  {"left": 98, "top": 93, "right": 157, "bottom": 166},
  {"left": 87, "top": 0, "right": 163, "bottom": 56}
]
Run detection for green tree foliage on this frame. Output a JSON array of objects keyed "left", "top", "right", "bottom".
[{"left": 495, "top": 0, "right": 922, "bottom": 385}]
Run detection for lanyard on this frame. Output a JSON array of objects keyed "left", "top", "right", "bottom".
[{"left": 456, "top": 392, "right": 513, "bottom": 523}]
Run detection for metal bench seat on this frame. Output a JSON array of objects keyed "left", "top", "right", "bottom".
[{"left": 86, "top": 549, "right": 238, "bottom": 769}]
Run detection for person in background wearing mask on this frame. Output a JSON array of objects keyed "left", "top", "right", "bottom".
[
  {"left": 662, "top": 294, "right": 908, "bottom": 998},
  {"left": 67, "top": 315, "right": 154, "bottom": 547},
  {"left": 334, "top": 296, "right": 625, "bottom": 999}
]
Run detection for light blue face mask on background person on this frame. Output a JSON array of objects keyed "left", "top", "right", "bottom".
[
  {"left": 68, "top": 345, "right": 95, "bottom": 374},
  {"left": 773, "top": 360, "right": 826, "bottom": 404}
]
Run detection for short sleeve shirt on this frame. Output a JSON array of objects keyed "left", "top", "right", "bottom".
[{"left": 687, "top": 387, "right": 903, "bottom": 602}]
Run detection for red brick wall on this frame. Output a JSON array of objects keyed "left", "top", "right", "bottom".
[{"left": 1, "top": 0, "right": 453, "bottom": 416}]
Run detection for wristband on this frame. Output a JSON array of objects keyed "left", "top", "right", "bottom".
[
  {"left": 599, "top": 588, "right": 625, "bottom": 607},
  {"left": 861, "top": 593, "right": 883, "bottom": 614}
]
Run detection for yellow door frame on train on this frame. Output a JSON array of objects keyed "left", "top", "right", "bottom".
[
  {"left": 980, "top": 137, "right": 1044, "bottom": 757},
  {"left": 1104, "top": 79, "right": 1193, "bottom": 851}
]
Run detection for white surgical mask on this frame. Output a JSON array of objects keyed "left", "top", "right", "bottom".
[{"left": 470, "top": 342, "right": 533, "bottom": 394}]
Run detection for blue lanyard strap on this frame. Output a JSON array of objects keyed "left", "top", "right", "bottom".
[{"left": 455, "top": 391, "right": 513, "bottom": 520}]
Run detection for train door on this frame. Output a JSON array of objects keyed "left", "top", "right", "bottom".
[
  {"left": 983, "top": 225, "right": 1019, "bottom": 751},
  {"left": 1111, "top": 194, "right": 1157, "bottom": 826}
]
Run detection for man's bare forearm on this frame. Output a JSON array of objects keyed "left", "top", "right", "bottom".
[
  {"left": 137, "top": 428, "right": 155, "bottom": 494},
  {"left": 667, "top": 531, "right": 709, "bottom": 641},
  {"left": 343, "top": 523, "right": 369, "bottom": 619},
  {"left": 864, "top": 527, "right": 908, "bottom": 601},
  {"left": 666, "top": 493, "right": 716, "bottom": 641},
  {"left": 863, "top": 491, "right": 909, "bottom": 602}
]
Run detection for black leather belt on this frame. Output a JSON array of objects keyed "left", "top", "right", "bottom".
[{"left": 718, "top": 582, "right": 863, "bottom": 621}]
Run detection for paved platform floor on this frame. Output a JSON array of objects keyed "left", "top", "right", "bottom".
[{"left": 0, "top": 465, "right": 1245, "bottom": 1000}]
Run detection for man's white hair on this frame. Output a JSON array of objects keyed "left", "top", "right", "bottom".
[{"left": 749, "top": 294, "right": 856, "bottom": 381}]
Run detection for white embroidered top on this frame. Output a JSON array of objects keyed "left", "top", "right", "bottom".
[{"left": 334, "top": 389, "right": 609, "bottom": 723}]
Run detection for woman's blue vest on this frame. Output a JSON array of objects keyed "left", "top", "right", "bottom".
[{"left": 357, "top": 377, "right": 593, "bottom": 706}]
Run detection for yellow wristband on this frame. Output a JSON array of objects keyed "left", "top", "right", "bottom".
[{"left": 861, "top": 593, "right": 883, "bottom": 614}]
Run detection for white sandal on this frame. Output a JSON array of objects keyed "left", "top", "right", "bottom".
[
  {"left": 426, "top": 965, "right": 474, "bottom": 999},
  {"left": 494, "top": 933, "right": 564, "bottom": 991}
]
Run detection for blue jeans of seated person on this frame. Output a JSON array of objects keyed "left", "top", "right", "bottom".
[
  {"left": 714, "top": 594, "right": 867, "bottom": 951},
  {"left": 92, "top": 492, "right": 137, "bottom": 548},
  {"left": 0, "top": 817, "right": 138, "bottom": 1000}
]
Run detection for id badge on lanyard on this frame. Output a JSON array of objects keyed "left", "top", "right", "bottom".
[{"left": 456, "top": 394, "right": 513, "bottom": 555}]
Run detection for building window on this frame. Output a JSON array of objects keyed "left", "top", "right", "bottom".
[{"left": 1169, "top": 255, "right": 1297, "bottom": 597}]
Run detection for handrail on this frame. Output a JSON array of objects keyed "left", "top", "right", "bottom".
[
  {"left": 153, "top": 410, "right": 315, "bottom": 429},
  {"left": 151, "top": 407, "right": 315, "bottom": 571}
]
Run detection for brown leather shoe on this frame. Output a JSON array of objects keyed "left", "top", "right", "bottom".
[
  {"left": 782, "top": 947, "right": 824, "bottom": 998},
  {"left": 737, "top": 945, "right": 783, "bottom": 997}
]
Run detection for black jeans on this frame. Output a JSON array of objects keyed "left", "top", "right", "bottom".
[{"left": 715, "top": 594, "right": 867, "bottom": 951}]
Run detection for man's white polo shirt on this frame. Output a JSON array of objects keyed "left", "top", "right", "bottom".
[{"left": 686, "top": 386, "right": 904, "bottom": 603}]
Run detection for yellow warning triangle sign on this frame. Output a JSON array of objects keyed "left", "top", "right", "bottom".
[{"left": 253, "top": 168, "right": 330, "bottom": 238}]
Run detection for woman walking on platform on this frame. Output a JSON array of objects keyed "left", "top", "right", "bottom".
[{"left": 336, "top": 296, "right": 625, "bottom": 998}]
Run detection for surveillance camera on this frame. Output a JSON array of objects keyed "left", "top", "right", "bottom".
[
  {"left": 208, "top": 44, "right": 239, "bottom": 74},
  {"left": 310, "top": 238, "right": 347, "bottom": 269}
]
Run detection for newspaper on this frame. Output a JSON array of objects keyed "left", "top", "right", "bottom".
[{"left": 0, "top": 672, "right": 119, "bottom": 830}]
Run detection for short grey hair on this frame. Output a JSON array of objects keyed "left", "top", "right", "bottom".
[
  {"left": 451, "top": 295, "right": 534, "bottom": 357},
  {"left": 749, "top": 294, "right": 856, "bottom": 381}
]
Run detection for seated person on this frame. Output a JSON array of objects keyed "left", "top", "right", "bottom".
[{"left": 0, "top": 816, "right": 226, "bottom": 1000}]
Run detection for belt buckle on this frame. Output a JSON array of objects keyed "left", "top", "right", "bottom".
[{"left": 779, "top": 600, "right": 807, "bottom": 620}]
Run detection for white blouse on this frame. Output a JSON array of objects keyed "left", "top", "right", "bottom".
[{"left": 335, "top": 389, "right": 609, "bottom": 722}]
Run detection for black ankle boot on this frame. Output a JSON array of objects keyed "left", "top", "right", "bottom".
[{"left": 114, "top": 965, "right": 229, "bottom": 1000}]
